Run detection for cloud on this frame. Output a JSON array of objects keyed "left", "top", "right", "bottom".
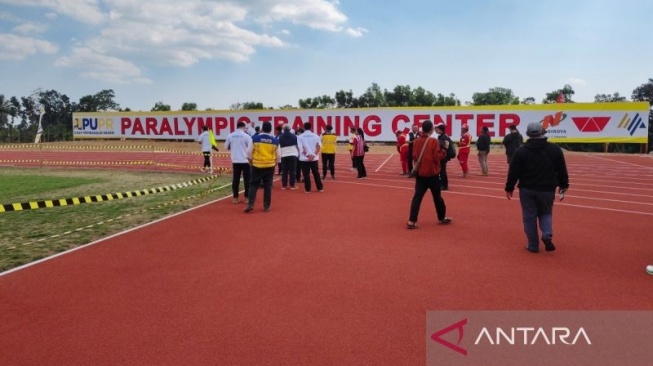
[
  {"left": 12, "top": 22, "right": 47, "bottom": 34},
  {"left": 54, "top": 47, "right": 151, "bottom": 84},
  {"left": 567, "top": 78, "right": 587, "bottom": 86},
  {"left": 1, "top": 0, "right": 361, "bottom": 83},
  {"left": 0, "top": 0, "right": 104, "bottom": 23},
  {"left": 0, "top": 33, "right": 58, "bottom": 60},
  {"left": 345, "top": 27, "right": 368, "bottom": 38}
]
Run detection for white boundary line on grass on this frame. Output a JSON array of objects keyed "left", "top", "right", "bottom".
[{"left": 0, "top": 183, "right": 233, "bottom": 278}]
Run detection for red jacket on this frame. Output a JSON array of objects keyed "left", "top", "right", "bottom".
[
  {"left": 396, "top": 134, "right": 407, "bottom": 152},
  {"left": 412, "top": 136, "right": 445, "bottom": 177}
]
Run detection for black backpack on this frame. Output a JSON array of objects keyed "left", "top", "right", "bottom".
[{"left": 446, "top": 136, "right": 456, "bottom": 160}]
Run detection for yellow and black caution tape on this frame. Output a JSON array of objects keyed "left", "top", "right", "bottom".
[
  {"left": 7, "top": 181, "right": 232, "bottom": 249},
  {"left": 0, "top": 175, "right": 219, "bottom": 213},
  {"left": 0, "top": 144, "right": 40, "bottom": 149}
]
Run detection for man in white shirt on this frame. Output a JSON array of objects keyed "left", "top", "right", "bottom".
[
  {"left": 297, "top": 122, "right": 324, "bottom": 193},
  {"left": 225, "top": 122, "right": 253, "bottom": 204},
  {"left": 197, "top": 125, "right": 212, "bottom": 173}
]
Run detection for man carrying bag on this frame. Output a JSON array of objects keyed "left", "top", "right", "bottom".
[{"left": 406, "top": 120, "right": 452, "bottom": 229}]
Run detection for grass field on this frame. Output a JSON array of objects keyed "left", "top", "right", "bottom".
[{"left": 0, "top": 168, "right": 232, "bottom": 272}]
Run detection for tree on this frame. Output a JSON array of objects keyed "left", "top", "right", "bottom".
[
  {"left": 433, "top": 93, "right": 459, "bottom": 106},
  {"left": 77, "top": 89, "right": 120, "bottom": 112},
  {"left": 631, "top": 78, "right": 653, "bottom": 152},
  {"left": 521, "top": 97, "right": 536, "bottom": 105},
  {"left": 334, "top": 90, "right": 359, "bottom": 108},
  {"left": 298, "top": 96, "right": 334, "bottom": 109},
  {"left": 594, "top": 92, "right": 627, "bottom": 103},
  {"left": 631, "top": 78, "right": 653, "bottom": 104},
  {"left": 472, "top": 87, "right": 519, "bottom": 105},
  {"left": 181, "top": 102, "right": 197, "bottom": 111},
  {"left": 412, "top": 88, "right": 437, "bottom": 106},
  {"left": 151, "top": 101, "right": 171, "bottom": 111},
  {"left": 38, "top": 89, "right": 75, "bottom": 141},
  {"left": 543, "top": 84, "right": 575, "bottom": 104},
  {"left": 358, "top": 83, "right": 386, "bottom": 107},
  {"left": 384, "top": 85, "right": 413, "bottom": 107}
]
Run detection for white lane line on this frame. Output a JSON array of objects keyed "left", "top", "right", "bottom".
[
  {"left": 333, "top": 180, "right": 653, "bottom": 216},
  {"left": 375, "top": 154, "right": 396, "bottom": 173}
]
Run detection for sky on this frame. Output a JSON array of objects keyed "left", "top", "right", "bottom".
[{"left": 0, "top": 0, "right": 651, "bottom": 111}]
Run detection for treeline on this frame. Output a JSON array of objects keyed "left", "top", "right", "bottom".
[{"left": 1, "top": 80, "right": 652, "bottom": 147}]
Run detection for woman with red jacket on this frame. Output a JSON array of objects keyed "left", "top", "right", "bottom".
[{"left": 457, "top": 124, "right": 472, "bottom": 178}]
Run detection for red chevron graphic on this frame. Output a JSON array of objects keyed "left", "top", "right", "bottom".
[{"left": 572, "top": 117, "right": 611, "bottom": 132}]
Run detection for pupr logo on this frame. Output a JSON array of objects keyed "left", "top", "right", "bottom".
[
  {"left": 572, "top": 116, "right": 611, "bottom": 132},
  {"left": 618, "top": 113, "right": 646, "bottom": 136},
  {"left": 431, "top": 318, "right": 468, "bottom": 356}
]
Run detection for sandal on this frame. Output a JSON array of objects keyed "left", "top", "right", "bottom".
[{"left": 406, "top": 222, "right": 419, "bottom": 229}]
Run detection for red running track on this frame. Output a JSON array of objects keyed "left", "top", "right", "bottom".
[{"left": 1, "top": 152, "right": 652, "bottom": 365}]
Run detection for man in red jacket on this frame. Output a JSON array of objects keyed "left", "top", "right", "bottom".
[{"left": 406, "top": 120, "right": 453, "bottom": 229}]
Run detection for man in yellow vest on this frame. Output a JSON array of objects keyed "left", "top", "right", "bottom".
[
  {"left": 320, "top": 125, "right": 337, "bottom": 180},
  {"left": 244, "top": 122, "right": 280, "bottom": 213}
]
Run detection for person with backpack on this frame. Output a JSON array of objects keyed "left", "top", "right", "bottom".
[
  {"left": 502, "top": 125, "right": 523, "bottom": 164},
  {"left": 435, "top": 123, "right": 454, "bottom": 191},
  {"left": 476, "top": 126, "right": 491, "bottom": 176}
]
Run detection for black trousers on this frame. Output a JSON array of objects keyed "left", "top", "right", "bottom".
[
  {"left": 232, "top": 163, "right": 251, "bottom": 198},
  {"left": 322, "top": 153, "right": 335, "bottom": 178},
  {"left": 247, "top": 166, "right": 274, "bottom": 209},
  {"left": 439, "top": 160, "right": 449, "bottom": 189},
  {"left": 300, "top": 160, "right": 324, "bottom": 192},
  {"left": 353, "top": 156, "right": 367, "bottom": 178},
  {"left": 203, "top": 152, "right": 211, "bottom": 168},
  {"left": 407, "top": 145, "right": 414, "bottom": 173},
  {"left": 409, "top": 175, "right": 447, "bottom": 223},
  {"left": 281, "top": 156, "right": 297, "bottom": 188}
]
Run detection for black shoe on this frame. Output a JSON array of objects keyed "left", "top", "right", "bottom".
[
  {"left": 439, "top": 217, "right": 453, "bottom": 225},
  {"left": 525, "top": 245, "right": 539, "bottom": 253},
  {"left": 543, "top": 238, "right": 556, "bottom": 252},
  {"left": 441, "top": 187, "right": 448, "bottom": 191},
  {"left": 244, "top": 206, "right": 253, "bottom": 213}
]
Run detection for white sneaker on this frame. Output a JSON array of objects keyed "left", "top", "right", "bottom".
[{"left": 647, "top": 265, "right": 653, "bottom": 275}]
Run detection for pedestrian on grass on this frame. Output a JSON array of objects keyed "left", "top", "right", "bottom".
[
  {"left": 406, "top": 120, "right": 452, "bottom": 229},
  {"left": 225, "top": 122, "right": 253, "bottom": 203},
  {"left": 245, "top": 122, "right": 280, "bottom": 213},
  {"left": 505, "top": 122, "right": 569, "bottom": 253},
  {"left": 197, "top": 125, "right": 212, "bottom": 173}
]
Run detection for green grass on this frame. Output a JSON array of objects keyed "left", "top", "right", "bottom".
[
  {"left": 0, "top": 168, "right": 233, "bottom": 272},
  {"left": 0, "top": 174, "right": 103, "bottom": 201}
]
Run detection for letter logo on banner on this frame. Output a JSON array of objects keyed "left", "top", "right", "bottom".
[
  {"left": 572, "top": 116, "right": 611, "bottom": 133},
  {"left": 618, "top": 113, "right": 646, "bottom": 136}
]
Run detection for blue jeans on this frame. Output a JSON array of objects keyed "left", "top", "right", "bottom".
[{"left": 519, "top": 188, "right": 555, "bottom": 249}]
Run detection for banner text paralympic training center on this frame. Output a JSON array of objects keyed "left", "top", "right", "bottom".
[{"left": 72, "top": 102, "right": 649, "bottom": 143}]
